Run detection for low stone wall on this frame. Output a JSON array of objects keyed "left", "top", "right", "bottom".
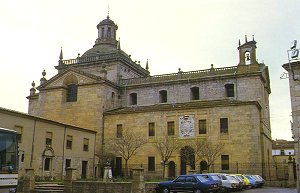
[
  {"left": 145, "top": 182, "right": 158, "bottom": 193},
  {"left": 71, "top": 181, "right": 158, "bottom": 193},
  {"left": 265, "top": 180, "right": 289, "bottom": 188},
  {"left": 72, "top": 181, "right": 132, "bottom": 193}
]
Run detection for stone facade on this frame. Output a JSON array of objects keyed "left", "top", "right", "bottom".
[
  {"left": 26, "top": 16, "right": 272, "bottom": 179},
  {"left": 0, "top": 107, "right": 96, "bottom": 180}
]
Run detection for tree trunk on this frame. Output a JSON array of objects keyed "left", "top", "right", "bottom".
[{"left": 125, "top": 159, "right": 129, "bottom": 177}]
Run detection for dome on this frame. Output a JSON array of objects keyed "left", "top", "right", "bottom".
[
  {"left": 97, "top": 16, "right": 117, "bottom": 29},
  {"left": 82, "top": 44, "right": 117, "bottom": 57}
]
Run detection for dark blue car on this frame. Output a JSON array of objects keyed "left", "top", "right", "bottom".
[{"left": 155, "top": 174, "right": 220, "bottom": 193}]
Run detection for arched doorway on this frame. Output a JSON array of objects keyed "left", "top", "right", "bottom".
[
  {"left": 42, "top": 146, "right": 55, "bottom": 179},
  {"left": 168, "top": 161, "right": 176, "bottom": 178},
  {"left": 180, "top": 146, "right": 195, "bottom": 175},
  {"left": 200, "top": 160, "right": 208, "bottom": 173}
]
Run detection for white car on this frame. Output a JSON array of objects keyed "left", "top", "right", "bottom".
[{"left": 210, "top": 173, "right": 240, "bottom": 192}]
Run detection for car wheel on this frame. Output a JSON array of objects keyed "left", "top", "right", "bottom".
[
  {"left": 219, "top": 187, "right": 227, "bottom": 193},
  {"left": 194, "top": 189, "right": 202, "bottom": 193},
  {"left": 162, "top": 187, "right": 169, "bottom": 193}
]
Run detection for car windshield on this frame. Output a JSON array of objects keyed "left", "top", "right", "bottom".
[
  {"left": 210, "top": 175, "right": 220, "bottom": 180},
  {"left": 226, "top": 175, "right": 235, "bottom": 180},
  {"left": 196, "top": 175, "right": 209, "bottom": 183}
]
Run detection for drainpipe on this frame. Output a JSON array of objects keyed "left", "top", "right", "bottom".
[
  {"left": 93, "top": 132, "right": 96, "bottom": 178},
  {"left": 30, "top": 119, "right": 37, "bottom": 168},
  {"left": 62, "top": 126, "right": 67, "bottom": 179}
]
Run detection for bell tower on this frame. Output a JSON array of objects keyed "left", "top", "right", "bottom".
[{"left": 238, "top": 35, "right": 258, "bottom": 65}]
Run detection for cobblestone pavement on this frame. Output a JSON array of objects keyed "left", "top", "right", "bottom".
[{"left": 242, "top": 187, "right": 297, "bottom": 193}]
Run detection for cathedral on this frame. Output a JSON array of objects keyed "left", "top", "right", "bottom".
[{"left": 26, "top": 15, "right": 272, "bottom": 179}]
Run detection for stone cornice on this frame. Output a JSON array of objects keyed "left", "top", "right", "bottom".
[
  {"left": 55, "top": 50, "right": 149, "bottom": 76},
  {"left": 282, "top": 60, "right": 300, "bottom": 71},
  {"left": 104, "top": 99, "right": 262, "bottom": 115}
]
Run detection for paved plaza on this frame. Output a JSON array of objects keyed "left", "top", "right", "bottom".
[{"left": 242, "top": 187, "right": 297, "bottom": 193}]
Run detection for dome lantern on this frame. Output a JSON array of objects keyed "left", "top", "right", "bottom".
[{"left": 94, "top": 16, "right": 118, "bottom": 48}]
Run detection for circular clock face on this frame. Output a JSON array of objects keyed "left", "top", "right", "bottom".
[{"left": 179, "top": 116, "right": 195, "bottom": 138}]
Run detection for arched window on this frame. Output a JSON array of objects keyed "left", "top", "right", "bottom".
[
  {"left": 67, "top": 84, "right": 78, "bottom": 102},
  {"left": 63, "top": 74, "right": 78, "bottom": 102},
  {"left": 245, "top": 51, "right": 251, "bottom": 65}
]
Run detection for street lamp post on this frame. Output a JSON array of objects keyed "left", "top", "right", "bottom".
[{"left": 287, "top": 40, "right": 300, "bottom": 192}]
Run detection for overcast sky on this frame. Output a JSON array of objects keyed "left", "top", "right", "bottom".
[{"left": 0, "top": 0, "right": 299, "bottom": 140}]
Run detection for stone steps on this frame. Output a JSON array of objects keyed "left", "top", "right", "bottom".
[{"left": 33, "top": 183, "right": 64, "bottom": 193}]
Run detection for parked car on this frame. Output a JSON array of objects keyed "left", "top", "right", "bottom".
[
  {"left": 209, "top": 173, "right": 240, "bottom": 192},
  {"left": 228, "top": 175, "right": 244, "bottom": 191},
  {"left": 155, "top": 174, "right": 220, "bottom": 193},
  {"left": 245, "top": 175, "right": 259, "bottom": 188},
  {"left": 200, "top": 173, "right": 222, "bottom": 187},
  {"left": 251, "top": 175, "right": 264, "bottom": 187},
  {"left": 234, "top": 174, "right": 251, "bottom": 189}
]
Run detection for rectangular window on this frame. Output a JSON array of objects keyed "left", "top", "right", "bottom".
[
  {"left": 66, "top": 135, "right": 73, "bottom": 149},
  {"left": 83, "top": 138, "right": 89, "bottom": 151},
  {"left": 191, "top": 87, "right": 200, "bottom": 100},
  {"left": 159, "top": 90, "right": 168, "bottom": 103},
  {"left": 44, "top": 158, "right": 51, "bottom": 171},
  {"left": 117, "top": 124, "right": 123, "bottom": 138},
  {"left": 66, "top": 159, "right": 71, "bottom": 168},
  {"left": 148, "top": 157, "right": 155, "bottom": 171},
  {"left": 199, "top": 120, "right": 207, "bottom": 134},
  {"left": 220, "top": 118, "right": 228, "bottom": 134},
  {"left": 148, "top": 122, "right": 155, "bottom": 137},
  {"left": 46, "top": 132, "right": 53, "bottom": 146},
  {"left": 225, "top": 84, "right": 235, "bottom": 97},
  {"left": 221, "top": 155, "right": 229, "bottom": 170},
  {"left": 129, "top": 93, "right": 137, "bottom": 105},
  {"left": 167, "top": 121, "right": 175, "bottom": 136}
]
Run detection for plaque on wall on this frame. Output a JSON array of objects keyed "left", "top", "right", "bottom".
[{"left": 179, "top": 115, "right": 195, "bottom": 138}]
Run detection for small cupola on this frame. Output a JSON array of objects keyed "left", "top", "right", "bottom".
[
  {"left": 94, "top": 15, "right": 118, "bottom": 48},
  {"left": 238, "top": 35, "right": 258, "bottom": 65}
]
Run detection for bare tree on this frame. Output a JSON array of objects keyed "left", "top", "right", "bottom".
[
  {"left": 107, "top": 128, "right": 147, "bottom": 177},
  {"left": 194, "top": 138, "right": 224, "bottom": 172},
  {"left": 153, "top": 136, "right": 181, "bottom": 178}
]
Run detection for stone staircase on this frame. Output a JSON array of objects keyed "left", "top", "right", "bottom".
[{"left": 32, "top": 183, "right": 64, "bottom": 193}]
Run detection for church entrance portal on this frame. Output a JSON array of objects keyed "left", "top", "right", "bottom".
[{"left": 180, "top": 146, "right": 195, "bottom": 174}]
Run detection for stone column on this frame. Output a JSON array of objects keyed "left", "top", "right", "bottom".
[
  {"left": 288, "top": 161, "right": 296, "bottom": 187},
  {"left": 64, "top": 168, "right": 76, "bottom": 193},
  {"left": 164, "top": 164, "right": 168, "bottom": 179},
  {"left": 103, "top": 166, "right": 113, "bottom": 182},
  {"left": 23, "top": 168, "right": 35, "bottom": 193},
  {"left": 131, "top": 168, "right": 145, "bottom": 193}
]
